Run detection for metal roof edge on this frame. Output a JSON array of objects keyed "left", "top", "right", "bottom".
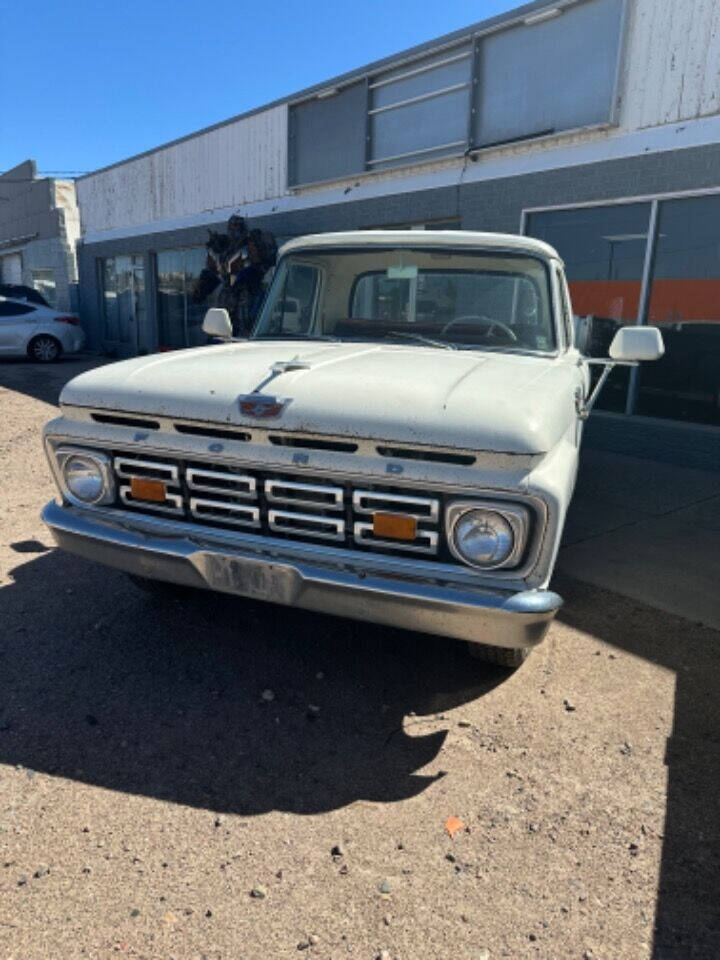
[{"left": 77, "top": 0, "right": 562, "bottom": 182}]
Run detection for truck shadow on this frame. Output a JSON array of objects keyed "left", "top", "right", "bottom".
[
  {"left": 0, "top": 545, "right": 507, "bottom": 816},
  {"left": 557, "top": 576, "right": 720, "bottom": 960}
]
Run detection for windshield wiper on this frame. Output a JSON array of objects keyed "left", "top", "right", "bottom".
[{"left": 387, "top": 331, "right": 457, "bottom": 350}]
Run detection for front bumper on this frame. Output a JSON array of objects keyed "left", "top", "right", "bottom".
[{"left": 42, "top": 500, "right": 562, "bottom": 649}]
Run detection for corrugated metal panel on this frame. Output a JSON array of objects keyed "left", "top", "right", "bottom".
[
  {"left": 78, "top": 104, "right": 288, "bottom": 234},
  {"left": 620, "top": 0, "right": 720, "bottom": 130}
]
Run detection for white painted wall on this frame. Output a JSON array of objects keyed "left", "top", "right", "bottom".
[
  {"left": 78, "top": 105, "right": 287, "bottom": 236},
  {"left": 77, "top": 0, "right": 719, "bottom": 239},
  {"left": 620, "top": 0, "right": 720, "bottom": 130}
]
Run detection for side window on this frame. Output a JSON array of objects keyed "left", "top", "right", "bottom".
[
  {"left": 0, "top": 301, "right": 34, "bottom": 318},
  {"left": 270, "top": 264, "right": 320, "bottom": 334}
]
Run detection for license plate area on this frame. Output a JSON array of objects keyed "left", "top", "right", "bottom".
[{"left": 199, "top": 554, "right": 300, "bottom": 603}]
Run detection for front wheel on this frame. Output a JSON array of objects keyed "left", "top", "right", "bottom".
[
  {"left": 467, "top": 642, "right": 529, "bottom": 668},
  {"left": 28, "top": 335, "right": 61, "bottom": 363}
]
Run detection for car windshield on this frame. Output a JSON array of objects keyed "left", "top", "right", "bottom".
[{"left": 253, "top": 247, "right": 556, "bottom": 352}]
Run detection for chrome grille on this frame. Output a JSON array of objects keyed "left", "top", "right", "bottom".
[{"left": 111, "top": 455, "right": 443, "bottom": 558}]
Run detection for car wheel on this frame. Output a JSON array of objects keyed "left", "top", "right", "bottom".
[
  {"left": 28, "top": 335, "right": 61, "bottom": 363},
  {"left": 467, "top": 642, "right": 529, "bottom": 668}
]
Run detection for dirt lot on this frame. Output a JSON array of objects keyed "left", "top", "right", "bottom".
[{"left": 0, "top": 357, "right": 718, "bottom": 960}]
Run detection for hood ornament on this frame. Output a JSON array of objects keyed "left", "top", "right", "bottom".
[{"left": 237, "top": 356, "right": 308, "bottom": 419}]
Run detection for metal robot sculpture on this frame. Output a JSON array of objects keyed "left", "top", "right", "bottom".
[{"left": 191, "top": 215, "right": 277, "bottom": 335}]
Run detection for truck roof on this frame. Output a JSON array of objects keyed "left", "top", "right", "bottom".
[{"left": 280, "top": 230, "right": 561, "bottom": 262}]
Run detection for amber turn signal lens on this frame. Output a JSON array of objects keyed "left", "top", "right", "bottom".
[
  {"left": 130, "top": 476, "right": 167, "bottom": 503},
  {"left": 372, "top": 512, "right": 417, "bottom": 541}
]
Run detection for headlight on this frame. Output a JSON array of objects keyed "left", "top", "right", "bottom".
[
  {"left": 64, "top": 455, "right": 105, "bottom": 502},
  {"left": 54, "top": 448, "right": 114, "bottom": 506},
  {"left": 447, "top": 501, "right": 530, "bottom": 571}
]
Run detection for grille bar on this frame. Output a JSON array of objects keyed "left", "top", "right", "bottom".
[
  {"left": 190, "top": 497, "right": 260, "bottom": 527},
  {"left": 115, "top": 456, "right": 180, "bottom": 486},
  {"left": 268, "top": 509, "right": 345, "bottom": 541},
  {"left": 119, "top": 486, "right": 184, "bottom": 515},
  {"left": 353, "top": 490, "right": 440, "bottom": 522},
  {"left": 353, "top": 521, "right": 438, "bottom": 554},
  {"left": 265, "top": 479, "right": 343, "bottom": 510},
  {"left": 187, "top": 467, "right": 257, "bottom": 498}
]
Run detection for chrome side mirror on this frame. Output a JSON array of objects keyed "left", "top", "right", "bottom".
[
  {"left": 609, "top": 325, "right": 664, "bottom": 362},
  {"left": 202, "top": 307, "right": 233, "bottom": 340},
  {"left": 577, "top": 326, "right": 665, "bottom": 421}
]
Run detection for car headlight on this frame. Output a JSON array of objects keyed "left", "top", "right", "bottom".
[
  {"left": 446, "top": 501, "right": 530, "bottom": 571},
  {"left": 54, "top": 448, "right": 114, "bottom": 506}
]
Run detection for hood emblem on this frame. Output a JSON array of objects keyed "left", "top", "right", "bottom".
[
  {"left": 238, "top": 356, "right": 307, "bottom": 419},
  {"left": 238, "top": 394, "right": 289, "bottom": 419}
]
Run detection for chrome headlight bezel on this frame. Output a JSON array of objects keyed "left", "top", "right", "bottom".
[
  {"left": 446, "top": 500, "right": 530, "bottom": 571},
  {"left": 54, "top": 446, "right": 115, "bottom": 507}
]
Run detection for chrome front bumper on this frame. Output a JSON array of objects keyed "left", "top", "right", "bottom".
[{"left": 42, "top": 501, "right": 562, "bottom": 649}]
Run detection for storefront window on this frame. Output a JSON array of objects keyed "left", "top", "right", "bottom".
[
  {"left": 156, "top": 250, "right": 186, "bottom": 349},
  {"left": 156, "top": 246, "right": 211, "bottom": 350},
  {"left": 637, "top": 195, "right": 720, "bottom": 425},
  {"left": 526, "top": 203, "right": 651, "bottom": 412},
  {"left": 101, "top": 255, "right": 145, "bottom": 351}
]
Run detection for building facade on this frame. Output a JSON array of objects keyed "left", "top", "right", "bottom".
[
  {"left": 75, "top": 0, "right": 720, "bottom": 457},
  {"left": 0, "top": 160, "right": 80, "bottom": 311}
]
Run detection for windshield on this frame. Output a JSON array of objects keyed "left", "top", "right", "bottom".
[{"left": 253, "top": 247, "right": 556, "bottom": 352}]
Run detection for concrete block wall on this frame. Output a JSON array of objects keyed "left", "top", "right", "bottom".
[{"left": 20, "top": 235, "right": 78, "bottom": 313}]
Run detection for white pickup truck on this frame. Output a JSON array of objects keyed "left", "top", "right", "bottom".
[{"left": 42, "top": 231, "right": 663, "bottom": 666}]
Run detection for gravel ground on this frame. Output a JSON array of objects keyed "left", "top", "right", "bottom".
[{"left": 0, "top": 357, "right": 718, "bottom": 960}]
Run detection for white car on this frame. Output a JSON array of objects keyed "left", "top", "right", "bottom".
[
  {"left": 0, "top": 295, "right": 85, "bottom": 362},
  {"left": 41, "top": 231, "right": 664, "bottom": 666}
]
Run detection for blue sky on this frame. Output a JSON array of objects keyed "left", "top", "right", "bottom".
[{"left": 0, "top": 0, "right": 519, "bottom": 176}]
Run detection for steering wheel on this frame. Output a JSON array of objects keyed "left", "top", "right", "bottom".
[{"left": 441, "top": 315, "right": 518, "bottom": 344}]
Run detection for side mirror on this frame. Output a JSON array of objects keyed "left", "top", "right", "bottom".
[
  {"left": 609, "top": 325, "right": 664, "bottom": 362},
  {"left": 202, "top": 307, "right": 233, "bottom": 340}
]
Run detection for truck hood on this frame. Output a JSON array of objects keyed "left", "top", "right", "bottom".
[{"left": 61, "top": 341, "right": 577, "bottom": 455}]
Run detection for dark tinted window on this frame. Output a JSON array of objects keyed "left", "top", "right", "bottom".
[
  {"left": 527, "top": 202, "right": 651, "bottom": 411},
  {"left": 474, "top": 0, "right": 624, "bottom": 148},
  {"left": 637, "top": 195, "right": 720, "bottom": 425},
  {"left": 289, "top": 82, "right": 367, "bottom": 186},
  {"left": 0, "top": 300, "right": 35, "bottom": 317}
]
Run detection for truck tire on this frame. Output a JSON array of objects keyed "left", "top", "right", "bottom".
[{"left": 467, "top": 642, "right": 529, "bottom": 668}]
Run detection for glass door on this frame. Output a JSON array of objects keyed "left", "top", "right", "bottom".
[{"left": 101, "top": 254, "right": 145, "bottom": 354}]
